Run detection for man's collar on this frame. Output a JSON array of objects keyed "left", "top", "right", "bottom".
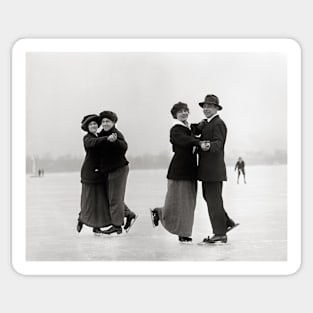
[{"left": 205, "top": 113, "right": 219, "bottom": 123}]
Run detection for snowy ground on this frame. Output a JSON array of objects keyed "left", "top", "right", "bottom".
[{"left": 26, "top": 165, "right": 287, "bottom": 261}]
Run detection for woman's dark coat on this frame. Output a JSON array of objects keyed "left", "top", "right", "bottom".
[
  {"left": 167, "top": 124, "right": 199, "bottom": 180},
  {"left": 97, "top": 127, "right": 129, "bottom": 173},
  {"left": 80, "top": 133, "right": 108, "bottom": 184}
]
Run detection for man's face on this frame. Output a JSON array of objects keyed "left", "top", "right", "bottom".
[
  {"left": 203, "top": 103, "right": 218, "bottom": 118},
  {"left": 101, "top": 118, "right": 114, "bottom": 131}
]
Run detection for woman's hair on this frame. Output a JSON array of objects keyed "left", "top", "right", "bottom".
[
  {"left": 81, "top": 114, "right": 100, "bottom": 131},
  {"left": 170, "top": 102, "right": 189, "bottom": 119},
  {"left": 99, "top": 110, "right": 118, "bottom": 123}
]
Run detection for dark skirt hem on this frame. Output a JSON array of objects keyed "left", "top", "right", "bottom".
[
  {"left": 78, "top": 218, "right": 112, "bottom": 229},
  {"left": 79, "top": 183, "right": 112, "bottom": 227},
  {"left": 156, "top": 179, "right": 197, "bottom": 238}
]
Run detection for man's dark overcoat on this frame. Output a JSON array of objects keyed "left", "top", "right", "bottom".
[{"left": 191, "top": 115, "right": 227, "bottom": 182}]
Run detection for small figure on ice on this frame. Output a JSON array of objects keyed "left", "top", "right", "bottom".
[{"left": 235, "top": 157, "right": 246, "bottom": 184}]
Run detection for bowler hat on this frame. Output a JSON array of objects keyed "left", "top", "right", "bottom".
[
  {"left": 81, "top": 114, "right": 100, "bottom": 131},
  {"left": 199, "top": 94, "right": 222, "bottom": 110},
  {"left": 99, "top": 110, "right": 118, "bottom": 123}
]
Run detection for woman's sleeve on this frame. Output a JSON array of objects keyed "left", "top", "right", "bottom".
[
  {"left": 170, "top": 126, "right": 200, "bottom": 148},
  {"left": 190, "top": 120, "right": 206, "bottom": 136},
  {"left": 112, "top": 130, "right": 128, "bottom": 152},
  {"left": 190, "top": 123, "right": 201, "bottom": 135},
  {"left": 83, "top": 135, "right": 108, "bottom": 149}
]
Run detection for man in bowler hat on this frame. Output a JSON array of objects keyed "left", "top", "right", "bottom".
[{"left": 191, "top": 94, "right": 239, "bottom": 244}]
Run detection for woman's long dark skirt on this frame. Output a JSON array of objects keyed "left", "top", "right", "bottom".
[
  {"left": 156, "top": 179, "right": 197, "bottom": 237},
  {"left": 79, "top": 183, "right": 112, "bottom": 228},
  {"left": 107, "top": 165, "right": 129, "bottom": 226}
]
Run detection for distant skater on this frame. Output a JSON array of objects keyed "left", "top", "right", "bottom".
[
  {"left": 235, "top": 157, "right": 246, "bottom": 184},
  {"left": 150, "top": 102, "right": 203, "bottom": 243},
  {"left": 38, "top": 168, "right": 44, "bottom": 177},
  {"left": 191, "top": 94, "right": 239, "bottom": 244}
]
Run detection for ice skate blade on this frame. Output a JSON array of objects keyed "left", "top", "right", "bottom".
[
  {"left": 197, "top": 240, "right": 228, "bottom": 245},
  {"left": 214, "top": 241, "right": 228, "bottom": 245},
  {"left": 227, "top": 223, "right": 240, "bottom": 233},
  {"left": 125, "top": 215, "right": 138, "bottom": 233},
  {"left": 197, "top": 241, "right": 210, "bottom": 246},
  {"left": 93, "top": 232, "right": 105, "bottom": 237},
  {"left": 149, "top": 208, "right": 156, "bottom": 228}
]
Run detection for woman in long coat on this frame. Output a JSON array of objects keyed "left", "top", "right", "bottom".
[
  {"left": 150, "top": 102, "right": 201, "bottom": 242},
  {"left": 97, "top": 111, "right": 137, "bottom": 235},
  {"left": 77, "top": 114, "right": 112, "bottom": 234}
]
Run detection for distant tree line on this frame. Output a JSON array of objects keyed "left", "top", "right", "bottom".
[
  {"left": 26, "top": 149, "right": 287, "bottom": 174},
  {"left": 26, "top": 154, "right": 84, "bottom": 174},
  {"left": 26, "top": 153, "right": 172, "bottom": 174}
]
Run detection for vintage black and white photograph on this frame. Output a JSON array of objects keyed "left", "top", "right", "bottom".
[{"left": 12, "top": 39, "right": 301, "bottom": 275}]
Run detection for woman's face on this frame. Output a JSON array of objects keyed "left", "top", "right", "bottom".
[
  {"left": 88, "top": 121, "right": 99, "bottom": 134},
  {"left": 101, "top": 118, "right": 115, "bottom": 131},
  {"left": 176, "top": 109, "right": 189, "bottom": 122}
]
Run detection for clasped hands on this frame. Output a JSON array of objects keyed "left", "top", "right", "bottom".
[
  {"left": 200, "top": 140, "right": 210, "bottom": 151},
  {"left": 107, "top": 133, "right": 118, "bottom": 142}
]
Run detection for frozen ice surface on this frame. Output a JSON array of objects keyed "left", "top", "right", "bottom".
[{"left": 26, "top": 165, "right": 287, "bottom": 261}]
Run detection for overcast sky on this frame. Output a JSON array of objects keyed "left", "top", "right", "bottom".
[{"left": 26, "top": 52, "right": 287, "bottom": 158}]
